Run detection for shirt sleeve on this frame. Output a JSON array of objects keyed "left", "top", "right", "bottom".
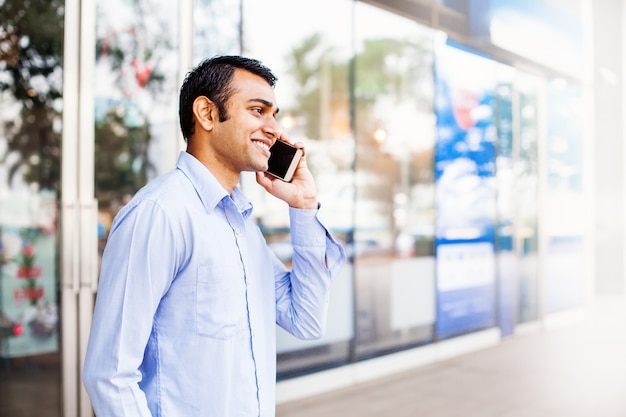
[
  {"left": 82, "top": 200, "right": 178, "bottom": 416},
  {"left": 274, "top": 203, "right": 346, "bottom": 339}
]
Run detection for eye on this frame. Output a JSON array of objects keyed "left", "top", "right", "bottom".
[{"left": 251, "top": 107, "right": 263, "bottom": 115}]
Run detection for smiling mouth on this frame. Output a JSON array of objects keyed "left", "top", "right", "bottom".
[{"left": 252, "top": 139, "right": 271, "bottom": 153}]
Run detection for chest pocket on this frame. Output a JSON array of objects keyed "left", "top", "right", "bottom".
[{"left": 196, "top": 264, "right": 246, "bottom": 339}]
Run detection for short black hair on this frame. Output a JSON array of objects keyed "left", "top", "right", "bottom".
[{"left": 178, "top": 55, "right": 278, "bottom": 140}]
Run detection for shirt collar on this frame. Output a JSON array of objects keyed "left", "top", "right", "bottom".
[{"left": 176, "top": 151, "right": 253, "bottom": 218}]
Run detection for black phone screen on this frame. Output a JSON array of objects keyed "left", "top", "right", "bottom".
[{"left": 267, "top": 140, "right": 300, "bottom": 180}]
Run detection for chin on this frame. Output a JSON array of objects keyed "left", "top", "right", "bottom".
[{"left": 248, "top": 165, "right": 267, "bottom": 173}]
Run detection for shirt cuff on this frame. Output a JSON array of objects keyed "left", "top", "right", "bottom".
[{"left": 289, "top": 203, "right": 326, "bottom": 247}]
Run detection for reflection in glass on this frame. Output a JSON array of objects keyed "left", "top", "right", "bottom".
[
  {"left": 94, "top": 0, "right": 179, "bottom": 247},
  {"left": 0, "top": 1, "right": 63, "bottom": 415},
  {"left": 193, "top": 0, "right": 242, "bottom": 61},
  {"left": 495, "top": 64, "right": 516, "bottom": 336},
  {"left": 516, "top": 74, "right": 540, "bottom": 323},
  {"left": 543, "top": 78, "right": 584, "bottom": 313},
  {"left": 432, "top": 39, "right": 498, "bottom": 339},
  {"left": 353, "top": 2, "right": 436, "bottom": 358},
  {"left": 242, "top": 0, "right": 354, "bottom": 378}
]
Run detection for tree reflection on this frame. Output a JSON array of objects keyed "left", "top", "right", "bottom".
[
  {"left": 285, "top": 33, "right": 350, "bottom": 143},
  {"left": 0, "top": 0, "right": 64, "bottom": 192},
  {"left": 94, "top": 0, "right": 175, "bottom": 207},
  {"left": 284, "top": 33, "right": 433, "bottom": 181},
  {"left": 282, "top": 31, "right": 435, "bottom": 256}
]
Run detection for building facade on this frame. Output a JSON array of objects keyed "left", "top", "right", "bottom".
[{"left": 0, "top": 0, "right": 623, "bottom": 416}]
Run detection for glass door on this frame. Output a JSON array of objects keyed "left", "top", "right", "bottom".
[
  {"left": 62, "top": 0, "right": 188, "bottom": 414},
  {"left": 93, "top": 0, "right": 182, "bottom": 239},
  {"left": 0, "top": 1, "right": 64, "bottom": 416}
]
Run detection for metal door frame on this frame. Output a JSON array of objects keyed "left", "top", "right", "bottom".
[{"left": 61, "top": 1, "right": 97, "bottom": 416}]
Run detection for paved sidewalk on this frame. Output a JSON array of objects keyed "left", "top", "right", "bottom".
[{"left": 276, "top": 297, "right": 626, "bottom": 417}]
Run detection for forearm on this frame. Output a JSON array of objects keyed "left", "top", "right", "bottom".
[{"left": 275, "top": 205, "right": 346, "bottom": 339}]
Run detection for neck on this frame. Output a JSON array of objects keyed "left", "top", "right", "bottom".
[{"left": 185, "top": 147, "right": 239, "bottom": 193}]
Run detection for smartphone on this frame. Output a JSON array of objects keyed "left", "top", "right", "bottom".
[{"left": 266, "top": 140, "right": 303, "bottom": 182}]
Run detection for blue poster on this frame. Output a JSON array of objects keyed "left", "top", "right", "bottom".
[{"left": 434, "top": 40, "right": 497, "bottom": 338}]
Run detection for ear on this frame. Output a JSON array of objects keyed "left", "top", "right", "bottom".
[{"left": 192, "top": 96, "right": 217, "bottom": 132}]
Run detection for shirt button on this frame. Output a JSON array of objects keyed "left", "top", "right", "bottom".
[
  {"left": 235, "top": 228, "right": 241, "bottom": 234},
  {"left": 316, "top": 237, "right": 323, "bottom": 243}
]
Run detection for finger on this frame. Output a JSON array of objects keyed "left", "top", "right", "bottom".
[
  {"left": 256, "top": 171, "right": 272, "bottom": 189},
  {"left": 292, "top": 141, "right": 306, "bottom": 157}
]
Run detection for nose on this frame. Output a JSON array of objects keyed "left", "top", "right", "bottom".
[{"left": 263, "top": 118, "right": 281, "bottom": 141}]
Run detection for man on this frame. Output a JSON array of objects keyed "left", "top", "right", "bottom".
[{"left": 82, "top": 55, "right": 346, "bottom": 416}]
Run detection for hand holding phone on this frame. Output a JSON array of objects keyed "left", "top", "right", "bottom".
[
  {"left": 265, "top": 140, "right": 303, "bottom": 182},
  {"left": 257, "top": 139, "right": 318, "bottom": 209}
]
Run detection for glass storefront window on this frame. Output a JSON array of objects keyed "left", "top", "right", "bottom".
[
  {"left": 543, "top": 77, "right": 584, "bottom": 313},
  {"left": 241, "top": 0, "right": 355, "bottom": 377},
  {"left": 193, "top": 0, "right": 241, "bottom": 60},
  {"left": 353, "top": 2, "right": 436, "bottom": 357},
  {"left": 495, "top": 64, "right": 516, "bottom": 336},
  {"left": 94, "top": 0, "right": 180, "bottom": 248},
  {"left": 433, "top": 41, "right": 498, "bottom": 339},
  {"left": 515, "top": 73, "right": 541, "bottom": 323},
  {"left": 1, "top": 1, "right": 64, "bottom": 415}
]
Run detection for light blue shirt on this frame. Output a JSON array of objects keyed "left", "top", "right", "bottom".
[{"left": 82, "top": 151, "right": 345, "bottom": 417}]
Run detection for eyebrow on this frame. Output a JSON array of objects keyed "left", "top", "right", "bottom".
[{"left": 250, "top": 98, "right": 279, "bottom": 115}]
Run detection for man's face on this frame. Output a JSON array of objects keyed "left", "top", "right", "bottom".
[{"left": 210, "top": 69, "right": 280, "bottom": 176}]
